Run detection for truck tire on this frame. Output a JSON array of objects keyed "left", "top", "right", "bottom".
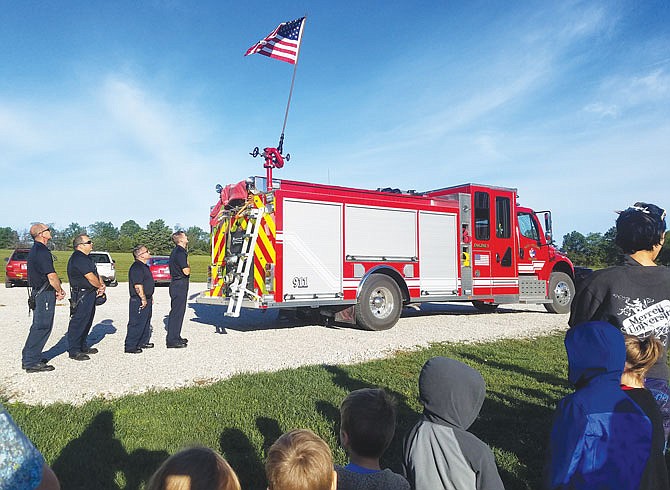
[
  {"left": 356, "top": 274, "right": 402, "bottom": 331},
  {"left": 472, "top": 300, "right": 499, "bottom": 312},
  {"left": 544, "top": 272, "right": 575, "bottom": 314},
  {"left": 5, "top": 279, "right": 13, "bottom": 288}
]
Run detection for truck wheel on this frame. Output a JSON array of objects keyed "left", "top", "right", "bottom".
[
  {"left": 472, "top": 300, "right": 499, "bottom": 312},
  {"left": 5, "top": 279, "right": 13, "bottom": 288},
  {"left": 356, "top": 274, "right": 402, "bottom": 331},
  {"left": 544, "top": 272, "right": 575, "bottom": 314}
]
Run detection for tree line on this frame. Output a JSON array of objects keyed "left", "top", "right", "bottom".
[
  {"left": 3, "top": 222, "right": 670, "bottom": 267},
  {"left": 0, "top": 220, "right": 210, "bottom": 255},
  {"left": 561, "top": 228, "right": 670, "bottom": 267}
]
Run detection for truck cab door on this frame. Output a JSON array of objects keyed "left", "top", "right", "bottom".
[
  {"left": 517, "top": 211, "right": 544, "bottom": 274},
  {"left": 489, "top": 191, "right": 517, "bottom": 294}
]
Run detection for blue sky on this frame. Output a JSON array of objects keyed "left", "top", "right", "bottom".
[{"left": 1, "top": 1, "right": 668, "bottom": 244}]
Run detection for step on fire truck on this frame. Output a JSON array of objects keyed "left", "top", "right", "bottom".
[{"left": 197, "top": 147, "right": 575, "bottom": 330}]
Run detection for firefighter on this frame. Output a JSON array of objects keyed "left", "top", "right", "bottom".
[
  {"left": 124, "top": 245, "right": 154, "bottom": 353},
  {"left": 66, "top": 234, "right": 106, "bottom": 361},
  {"left": 166, "top": 231, "right": 190, "bottom": 348}
]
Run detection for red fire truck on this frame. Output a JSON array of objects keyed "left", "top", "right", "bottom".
[{"left": 197, "top": 150, "right": 575, "bottom": 330}]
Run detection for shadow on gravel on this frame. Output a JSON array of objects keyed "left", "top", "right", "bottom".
[
  {"left": 52, "top": 410, "right": 168, "bottom": 490},
  {"left": 42, "top": 320, "right": 117, "bottom": 360},
  {"left": 189, "top": 303, "right": 339, "bottom": 333}
]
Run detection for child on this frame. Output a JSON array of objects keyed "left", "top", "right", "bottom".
[
  {"left": 336, "top": 388, "right": 409, "bottom": 490},
  {"left": 621, "top": 335, "right": 670, "bottom": 489},
  {"left": 403, "top": 356, "right": 504, "bottom": 490},
  {"left": 545, "top": 321, "right": 653, "bottom": 490},
  {"left": 266, "top": 428, "right": 337, "bottom": 490},
  {"left": 146, "top": 446, "right": 241, "bottom": 490}
]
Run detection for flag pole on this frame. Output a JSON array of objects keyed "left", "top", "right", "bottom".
[{"left": 277, "top": 15, "right": 306, "bottom": 154}]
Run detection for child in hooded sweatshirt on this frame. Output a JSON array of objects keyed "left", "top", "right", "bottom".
[
  {"left": 402, "top": 356, "right": 504, "bottom": 490},
  {"left": 545, "top": 321, "right": 654, "bottom": 490},
  {"left": 621, "top": 335, "right": 670, "bottom": 490}
]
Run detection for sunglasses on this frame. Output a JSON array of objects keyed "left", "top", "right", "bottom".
[
  {"left": 39, "top": 228, "right": 51, "bottom": 234},
  {"left": 81, "top": 240, "right": 93, "bottom": 245}
]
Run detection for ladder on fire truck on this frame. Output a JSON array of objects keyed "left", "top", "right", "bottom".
[{"left": 225, "top": 207, "right": 265, "bottom": 317}]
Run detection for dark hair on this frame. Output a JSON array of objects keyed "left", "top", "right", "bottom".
[
  {"left": 615, "top": 202, "right": 666, "bottom": 254},
  {"left": 72, "top": 234, "right": 89, "bottom": 249},
  {"left": 172, "top": 231, "right": 186, "bottom": 244},
  {"left": 339, "top": 388, "right": 396, "bottom": 458},
  {"left": 132, "top": 244, "right": 147, "bottom": 259}
]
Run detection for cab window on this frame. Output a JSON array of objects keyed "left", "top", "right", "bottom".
[
  {"left": 518, "top": 212, "right": 540, "bottom": 241},
  {"left": 496, "top": 196, "right": 511, "bottom": 239},
  {"left": 474, "top": 192, "right": 490, "bottom": 240}
]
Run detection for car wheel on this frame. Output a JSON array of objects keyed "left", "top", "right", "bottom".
[
  {"left": 544, "top": 272, "right": 575, "bottom": 314},
  {"left": 356, "top": 274, "right": 402, "bottom": 331}
]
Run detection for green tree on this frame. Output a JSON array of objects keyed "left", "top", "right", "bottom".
[
  {"left": 89, "top": 221, "right": 120, "bottom": 251},
  {"left": 0, "top": 227, "right": 19, "bottom": 249},
  {"left": 137, "top": 220, "right": 173, "bottom": 255},
  {"left": 562, "top": 231, "right": 589, "bottom": 266},
  {"left": 601, "top": 227, "right": 623, "bottom": 266},
  {"left": 53, "top": 223, "right": 87, "bottom": 251},
  {"left": 120, "top": 220, "right": 142, "bottom": 238},
  {"left": 184, "top": 225, "right": 209, "bottom": 254}
]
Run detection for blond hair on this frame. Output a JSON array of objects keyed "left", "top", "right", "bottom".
[
  {"left": 266, "top": 429, "right": 334, "bottom": 490},
  {"left": 624, "top": 334, "right": 662, "bottom": 382},
  {"left": 146, "top": 446, "right": 241, "bottom": 490}
]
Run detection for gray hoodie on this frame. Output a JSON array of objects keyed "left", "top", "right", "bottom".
[{"left": 402, "top": 357, "right": 505, "bottom": 490}]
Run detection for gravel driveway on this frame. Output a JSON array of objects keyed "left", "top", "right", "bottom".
[{"left": 0, "top": 283, "right": 569, "bottom": 406}]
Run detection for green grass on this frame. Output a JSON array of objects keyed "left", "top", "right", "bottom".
[
  {"left": 2, "top": 334, "right": 572, "bottom": 490},
  {"left": 1, "top": 249, "right": 211, "bottom": 283}
]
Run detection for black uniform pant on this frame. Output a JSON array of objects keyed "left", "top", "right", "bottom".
[
  {"left": 125, "top": 297, "right": 152, "bottom": 350},
  {"left": 167, "top": 278, "right": 188, "bottom": 345},
  {"left": 22, "top": 290, "right": 56, "bottom": 367},
  {"left": 67, "top": 290, "right": 96, "bottom": 356}
]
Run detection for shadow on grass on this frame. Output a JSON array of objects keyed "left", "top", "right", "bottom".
[
  {"left": 52, "top": 411, "right": 168, "bottom": 490},
  {"left": 219, "top": 427, "right": 267, "bottom": 490}
]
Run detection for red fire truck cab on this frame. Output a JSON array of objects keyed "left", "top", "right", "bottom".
[{"left": 197, "top": 176, "right": 575, "bottom": 330}]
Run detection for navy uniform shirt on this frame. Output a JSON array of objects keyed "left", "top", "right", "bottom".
[
  {"left": 169, "top": 245, "right": 189, "bottom": 280},
  {"left": 27, "top": 242, "right": 55, "bottom": 290},
  {"left": 67, "top": 250, "right": 98, "bottom": 289},
  {"left": 128, "top": 260, "right": 155, "bottom": 298}
]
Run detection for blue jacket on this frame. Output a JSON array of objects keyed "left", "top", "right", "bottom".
[{"left": 546, "top": 321, "right": 652, "bottom": 490}]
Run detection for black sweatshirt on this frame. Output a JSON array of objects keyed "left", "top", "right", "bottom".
[{"left": 569, "top": 256, "right": 670, "bottom": 380}]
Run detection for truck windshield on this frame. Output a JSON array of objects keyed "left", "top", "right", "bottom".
[{"left": 518, "top": 212, "right": 540, "bottom": 241}]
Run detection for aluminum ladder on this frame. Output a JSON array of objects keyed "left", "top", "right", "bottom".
[{"left": 225, "top": 206, "right": 264, "bottom": 317}]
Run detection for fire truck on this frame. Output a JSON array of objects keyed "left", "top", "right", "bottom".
[{"left": 197, "top": 149, "right": 575, "bottom": 330}]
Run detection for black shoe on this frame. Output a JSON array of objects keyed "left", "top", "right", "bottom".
[
  {"left": 124, "top": 348, "right": 143, "bottom": 354},
  {"left": 82, "top": 347, "right": 99, "bottom": 354},
  {"left": 167, "top": 342, "right": 187, "bottom": 349},
  {"left": 69, "top": 352, "right": 90, "bottom": 361},
  {"left": 180, "top": 338, "right": 188, "bottom": 345},
  {"left": 25, "top": 362, "right": 55, "bottom": 373},
  {"left": 141, "top": 343, "right": 154, "bottom": 349},
  {"left": 40, "top": 357, "right": 49, "bottom": 364}
]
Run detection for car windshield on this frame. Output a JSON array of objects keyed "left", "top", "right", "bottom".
[
  {"left": 11, "top": 251, "right": 30, "bottom": 261},
  {"left": 90, "top": 254, "right": 111, "bottom": 263}
]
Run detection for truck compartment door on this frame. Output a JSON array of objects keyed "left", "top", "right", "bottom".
[
  {"left": 282, "top": 200, "right": 343, "bottom": 300},
  {"left": 419, "top": 211, "right": 458, "bottom": 295}
]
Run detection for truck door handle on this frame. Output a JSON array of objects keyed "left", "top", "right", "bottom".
[
  {"left": 496, "top": 253, "right": 500, "bottom": 263},
  {"left": 519, "top": 248, "right": 524, "bottom": 259}
]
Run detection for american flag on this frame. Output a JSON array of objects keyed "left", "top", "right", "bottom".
[{"left": 244, "top": 17, "right": 305, "bottom": 65}]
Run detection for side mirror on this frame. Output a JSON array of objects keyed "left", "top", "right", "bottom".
[{"left": 3, "top": 257, "right": 8, "bottom": 262}]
